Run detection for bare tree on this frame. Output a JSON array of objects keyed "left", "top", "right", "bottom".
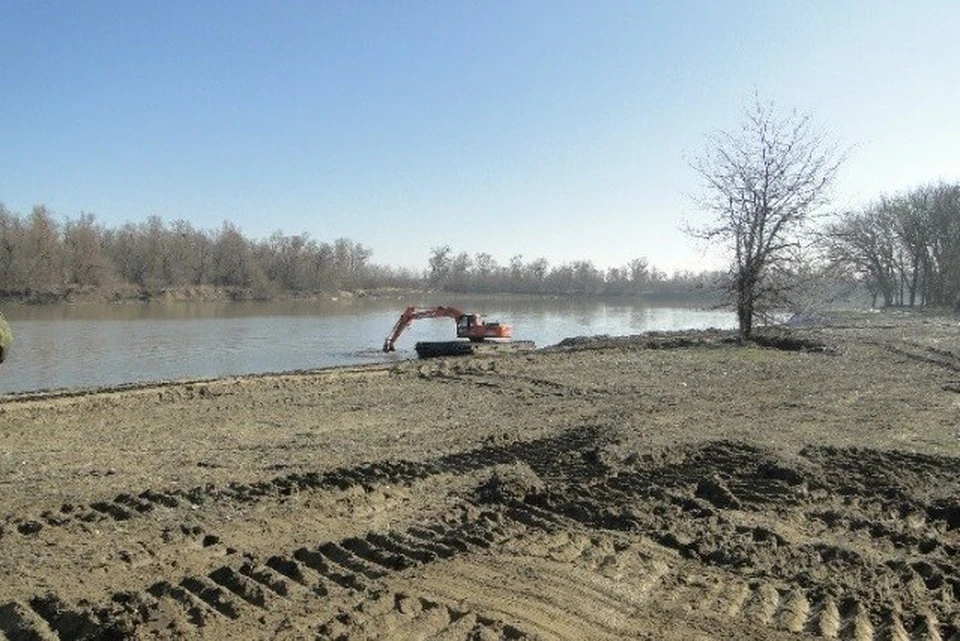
[
  {"left": 827, "top": 203, "right": 901, "bottom": 307},
  {"left": 827, "top": 182, "right": 960, "bottom": 310},
  {"left": 691, "top": 97, "right": 843, "bottom": 339},
  {"left": 211, "top": 222, "right": 264, "bottom": 291},
  {"left": 0, "top": 204, "right": 27, "bottom": 294},
  {"left": 24, "top": 206, "right": 65, "bottom": 293},
  {"left": 428, "top": 245, "right": 452, "bottom": 288},
  {"left": 449, "top": 252, "right": 473, "bottom": 291},
  {"left": 63, "top": 213, "right": 111, "bottom": 287}
]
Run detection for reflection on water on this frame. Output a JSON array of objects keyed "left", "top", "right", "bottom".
[{"left": 0, "top": 297, "right": 734, "bottom": 394}]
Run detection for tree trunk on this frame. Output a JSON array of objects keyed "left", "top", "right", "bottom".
[{"left": 737, "top": 289, "right": 754, "bottom": 341}]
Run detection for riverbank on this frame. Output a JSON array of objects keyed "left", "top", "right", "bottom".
[
  {"left": 0, "top": 284, "right": 396, "bottom": 305},
  {"left": 1, "top": 310, "right": 958, "bottom": 638},
  {"left": 1, "top": 282, "right": 722, "bottom": 307}
]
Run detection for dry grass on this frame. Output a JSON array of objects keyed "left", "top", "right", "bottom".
[{"left": 0, "top": 311, "right": 12, "bottom": 351}]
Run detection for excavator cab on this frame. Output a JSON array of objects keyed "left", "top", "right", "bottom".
[
  {"left": 456, "top": 314, "right": 488, "bottom": 341},
  {"left": 456, "top": 314, "right": 478, "bottom": 336},
  {"left": 456, "top": 313, "right": 508, "bottom": 342}
]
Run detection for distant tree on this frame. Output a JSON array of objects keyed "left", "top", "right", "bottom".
[
  {"left": 24, "top": 206, "right": 64, "bottom": 292},
  {"left": 605, "top": 265, "right": 629, "bottom": 295},
  {"left": 104, "top": 222, "right": 148, "bottom": 287},
  {"left": 263, "top": 232, "right": 313, "bottom": 290},
  {"left": 507, "top": 255, "right": 524, "bottom": 292},
  {"left": 449, "top": 252, "right": 473, "bottom": 291},
  {"left": 571, "top": 260, "right": 603, "bottom": 294},
  {"left": 330, "top": 238, "right": 371, "bottom": 289},
  {"left": 211, "top": 222, "right": 264, "bottom": 291},
  {"left": 690, "top": 97, "right": 843, "bottom": 339},
  {"left": 922, "top": 183, "right": 960, "bottom": 310},
  {"left": 63, "top": 213, "right": 110, "bottom": 287},
  {"left": 428, "top": 245, "right": 452, "bottom": 288},
  {"left": 528, "top": 257, "right": 549, "bottom": 293},
  {"left": 827, "top": 182, "right": 960, "bottom": 310},
  {"left": 141, "top": 215, "right": 172, "bottom": 288},
  {"left": 827, "top": 200, "right": 902, "bottom": 307},
  {"left": 0, "top": 203, "right": 390, "bottom": 300},
  {"left": 627, "top": 257, "right": 650, "bottom": 294},
  {"left": 167, "top": 219, "right": 211, "bottom": 286},
  {"left": 0, "top": 204, "right": 27, "bottom": 294}
]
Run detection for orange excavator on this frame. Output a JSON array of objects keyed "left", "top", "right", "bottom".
[{"left": 382, "top": 306, "right": 513, "bottom": 352}]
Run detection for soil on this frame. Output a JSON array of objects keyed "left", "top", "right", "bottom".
[{"left": 1, "top": 309, "right": 959, "bottom": 640}]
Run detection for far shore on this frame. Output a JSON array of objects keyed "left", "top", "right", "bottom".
[{"left": 0, "top": 283, "right": 721, "bottom": 307}]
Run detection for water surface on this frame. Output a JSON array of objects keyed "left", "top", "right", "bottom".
[{"left": 0, "top": 297, "right": 734, "bottom": 394}]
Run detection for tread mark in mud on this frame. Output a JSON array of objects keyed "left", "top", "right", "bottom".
[
  {"left": 317, "top": 542, "right": 388, "bottom": 580},
  {"left": 0, "top": 600, "right": 58, "bottom": 641},
  {"left": 407, "top": 525, "right": 473, "bottom": 553},
  {"left": 147, "top": 581, "right": 210, "bottom": 627},
  {"left": 881, "top": 340, "right": 960, "bottom": 373},
  {"left": 741, "top": 582, "right": 780, "bottom": 626},
  {"left": 73, "top": 513, "right": 529, "bottom": 637},
  {"left": 293, "top": 547, "right": 367, "bottom": 591},
  {"left": 776, "top": 590, "right": 811, "bottom": 633},
  {"left": 504, "top": 504, "right": 564, "bottom": 532},
  {"left": 89, "top": 501, "right": 134, "bottom": 521},
  {"left": 113, "top": 493, "right": 155, "bottom": 514},
  {"left": 365, "top": 532, "right": 438, "bottom": 564},
  {"left": 5, "top": 425, "right": 609, "bottom": 537},
  {"left": 339, "top": 536, "right": 414, "bottom": 571},
  {"left": 27, "top": 594, "right": 102, "bottom": 639},
  {"left": 178, "top": 576, "right": 242, "bottom": 620},
  {"left": 139, "top": 489, "right": 179, "bottom": 508},
  {"left": 670, "top": 577, "right": 960, "bottom": 641},
  {"left": 16, "top": 428, "right": 960, "bottom": 639},
  {"left": 208, "top": 566, "right": 269, "bottom": 609},
  {"left": 264, "top": 556, "right": 329, "bottom": 596},
  {"left": 238, "top": 562, "right": 294, "bottom": 598},
  {"left": 391, "top": 530, "right": 459, "bottom": 559},
  {"left": 316, "top": 591, "right": 528, "bottom": 641}
]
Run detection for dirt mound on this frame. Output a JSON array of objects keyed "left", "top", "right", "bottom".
[
  {"left": 555, "top": 328, "right": 737, "bottom": 350},
  {"left": 556, "top": 327, "right": 832, "bottom": 354}
]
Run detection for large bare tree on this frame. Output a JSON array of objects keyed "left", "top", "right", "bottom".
[{"left": 691, "top": 97, "right": 843, "bottom": 339}]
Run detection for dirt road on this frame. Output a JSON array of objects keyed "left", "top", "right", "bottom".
[{"left": 1, "top": 311, "right": 959, "bottom": 639}]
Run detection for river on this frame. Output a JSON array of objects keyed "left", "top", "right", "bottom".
[{"left": 0, "top": 296, "right": 734, "bottom": 395}]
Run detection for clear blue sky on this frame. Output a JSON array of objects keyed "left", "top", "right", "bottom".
[{"left": 1, "top": 1, "right": 957, "bottom": 273}]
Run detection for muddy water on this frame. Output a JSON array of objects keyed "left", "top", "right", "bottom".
[{"left": 0, "top": 297, "right": 733, "bottom": 394}]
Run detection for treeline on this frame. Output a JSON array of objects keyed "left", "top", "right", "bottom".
[
  {"left": 426, "top": 245, "right": 720, "bottom": 297},
  {"left": 827, "top": 182, "right": 960, "bottom": 308},
  {"left": 8, "top": 183, "right": 956, "bottom": 308},
  {"left": 0, "top": 205, "right": 415, "bottom": 299},
  {"left": 0, "top": 204, "right": 709, "bottom": 302}
]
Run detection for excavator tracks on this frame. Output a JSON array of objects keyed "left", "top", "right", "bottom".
[{"left": 4, "top": 423, "right": 960, "bottom": 639}]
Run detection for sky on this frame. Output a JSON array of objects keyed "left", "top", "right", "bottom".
[{"left": 1, "top": 1, "right": 958, "bottom": 274}]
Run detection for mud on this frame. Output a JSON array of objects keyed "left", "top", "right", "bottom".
[{"left": 1, "top": 310, "right": 959, "bottom": 639}]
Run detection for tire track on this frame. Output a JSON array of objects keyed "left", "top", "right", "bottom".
[
  {"left": 880, "top": 340, "right": 960, "bottom": 374},
  {"left": 515, "top": 439, "right": 960, "bottom": 640},
  {"left": 0, "top": 507, "right": 536, "bottom": 638},
  {"left": 1, "top": 425, "right": 609, "bottom": 541},
  {"left": 316, "top": 592, "right": 528, "bottom": 641},
  {"left": 7, "top": 428, "right": 960, "bottom": 638}
]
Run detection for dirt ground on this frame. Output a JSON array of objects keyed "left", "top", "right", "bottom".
[{"left": 1, "top": 310, "right": 959, "bottom": 640}]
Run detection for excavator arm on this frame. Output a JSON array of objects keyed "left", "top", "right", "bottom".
[{"left": 382, "top": 306, "right": 464, "bottom": 352}]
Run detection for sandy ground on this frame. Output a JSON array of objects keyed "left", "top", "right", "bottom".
[{"left": 1, "top": 310, "right": 959, "bottom": 640}]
